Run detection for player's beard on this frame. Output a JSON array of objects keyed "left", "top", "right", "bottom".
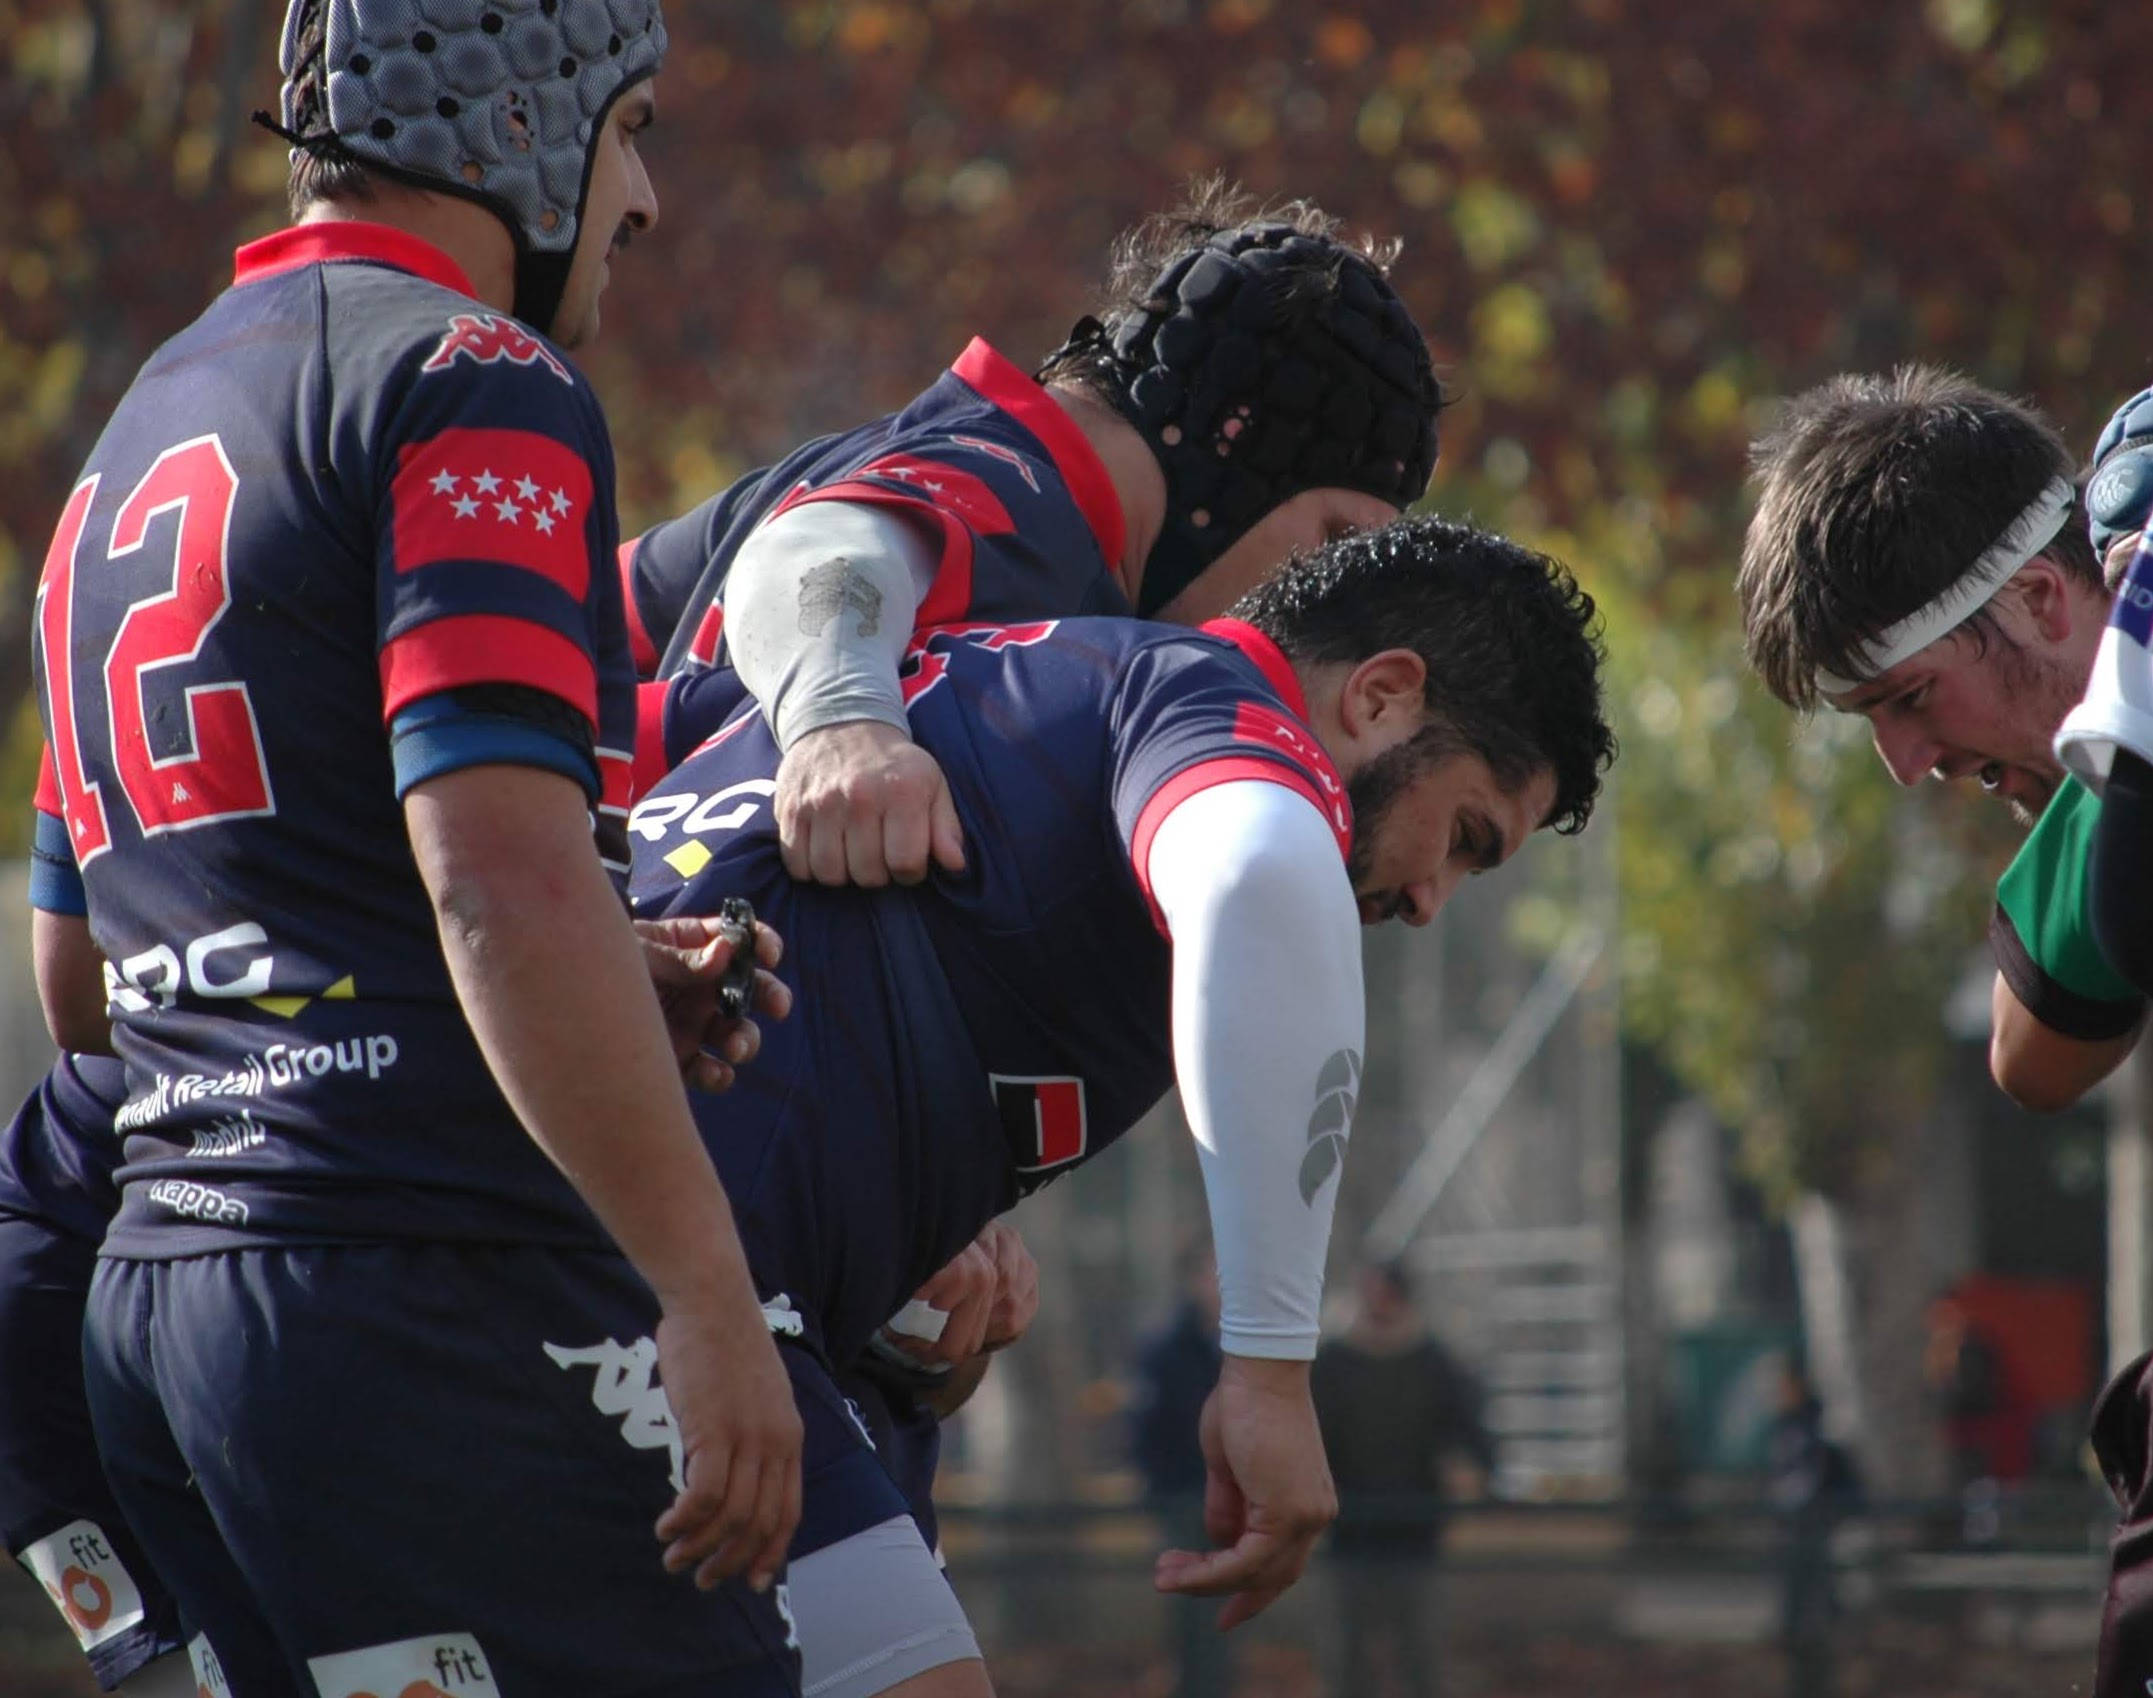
[
  {"left": 1344, "top": 726, "right": 1450, "bottom": 918},
  {"left": 1987, "top": 627, "right": 2087, "bottom": 824}
]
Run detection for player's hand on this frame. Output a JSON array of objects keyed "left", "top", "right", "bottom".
[
  {"left": 635, "top": 915, "right": 792, "bottom": 1092},
  {"left": 881, "top": 1219, "right": 1039, "bottom": 1367},
  {"left": 776, "top": 721, "right": 966, "bottom": 888},
  {"left": 883, "top": 1234, "right": 998, "bottom": 1366},
  {"left": 1153, "top": 1355, "right": 1336, "bottom": 1631},
  {"left": 652, "top": 1292, "right": 804, "bottom": 1593},
  {"left": 979, "top": 1219, "right": 1038, "bottom": 1353}
]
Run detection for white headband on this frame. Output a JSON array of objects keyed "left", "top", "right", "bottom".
[{"left": 1815, "top": 475, "right": 2075, "bottom": 696}]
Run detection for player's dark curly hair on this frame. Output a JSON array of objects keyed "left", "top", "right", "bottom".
[{"left": 1229, "top": 515, "right": 1616, "bottom": 835}]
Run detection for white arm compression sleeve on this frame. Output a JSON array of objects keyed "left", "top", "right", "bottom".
[
  {"left": 1147, "top": 779, "right": 1366, "bottom": 1360},
  {"left": 721, "top": 501, "right": 940, "bottom": 751}
]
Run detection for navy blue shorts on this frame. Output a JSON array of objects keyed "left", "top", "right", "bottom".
[
  {"left": 84, "top": 1243, "right": 803, "bottom": 1698},
  {"left": 0, "top": 1212, "right": 184, "bottom": 1690},
  {"left": 831, "top": 1359, "right": 943, "bottom": 1552},
  {"left": 788, "top": 1344, "right": 912, "bottom": 1563}
]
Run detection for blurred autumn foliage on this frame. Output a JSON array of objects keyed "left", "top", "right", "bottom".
[{"left": 5, "top": 0, "right": 2148, "bottom": 1213}]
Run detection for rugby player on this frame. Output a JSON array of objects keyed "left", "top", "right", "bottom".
[
  {"left": 621, "top": 180, "right": 1444, "bottom": 890},
  {"left": 0, "top": 1057, "right": 188, "bottom": 1696},
  {"left": 31, "top": 3, "right": 806, "bottom": 1693},
  {"left": 1736, "top": 367, "right": 2145, "bottom": 1111},
  {"left": 620, "top": 515, "right": 1615, "bottom": 1697},
  {"left": 1736, "top": 366, "right": 2144, "bottom": 1696}
]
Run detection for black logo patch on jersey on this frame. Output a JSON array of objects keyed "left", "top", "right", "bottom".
[{"left": 992, "top": 1073, "right": 1088, "bottom": 1183}]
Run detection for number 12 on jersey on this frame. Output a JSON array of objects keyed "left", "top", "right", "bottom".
[{"left": 37, "top": 434, "right": 276, "bottom": 867}]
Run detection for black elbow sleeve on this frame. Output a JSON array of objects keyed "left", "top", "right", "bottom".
[{"left": 2092, "top": 750, "right": 2153, "bottom": 1000}]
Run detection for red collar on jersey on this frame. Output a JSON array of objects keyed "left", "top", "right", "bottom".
[
  {"left": 953, "top": 339, "right": 1128, "bottom": 576},
  {"left": 1203, "top": 618, "right": 1311, "bottom": 722},
  {"left": 234, "top": 222, "right": 479, "bottom": 299}
]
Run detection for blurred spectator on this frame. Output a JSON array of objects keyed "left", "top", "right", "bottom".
[
  {"left": 1926, "top": 1290, "right": 2034, "bottom": 1540},
  {"left": 1311, "top": 1259, "right": 1496, "bottom": 1698},
  {"left": 1766, "top": 1358, "right": 1862, "bottom": 1698},
  {"left": 1129, "top": 1243, "right": 1227, "bottom": 1698}
]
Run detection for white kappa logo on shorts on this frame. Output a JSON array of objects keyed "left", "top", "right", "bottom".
[
  {"left": 18, "top": 1519, "right": 147, "bottom": 1651},
  {"left": 542, "top": 1336, "right": 686, "bottom": 1491},
  {"left": 308, "top": 1631, "right": 500, "bottom": 1698}
]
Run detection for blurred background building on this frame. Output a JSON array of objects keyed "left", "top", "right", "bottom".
[{"left": 5, "top": 1, "right": 2151, "bottom": 1691}]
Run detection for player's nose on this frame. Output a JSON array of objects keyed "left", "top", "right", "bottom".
[
  {"left": 1870, "top": 720, "right": 1942, "bottom": 788},
  {"left": 627, "top": 154, "right": 658, "bottom": 237},
  {"left": 1396, "top": 873, "right": 1453, "bottom": 928}
]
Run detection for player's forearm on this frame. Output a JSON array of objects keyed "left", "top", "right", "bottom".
[
  {"left": 1151, "top": 782, "right": 1365, "bottom": 1361},
  {"left": 722, "top": 501, "right": 937, "bottom": 750},
  {"left": 1988, "top": 972, "right": 2141, "bottom": 1113},
  {"left": 406, "top": 766, "right": 756, "bottom": 1307}
]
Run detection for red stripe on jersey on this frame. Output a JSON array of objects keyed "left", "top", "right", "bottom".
[
  {"left": 775, "top": 481, "right": 979, "bottom": 629},
  {"left": 686, "top": 600, "right": 726, "bottom": 669},
  {"left": 379, "top": 615, "right": 598, "bottom": 729},
  {"left": 952, "top": 340, "right": 1127, "bottom": 572},
  {"left": 597, "top": 748, "right": 634, "bottom": 818},
  {"left": 1129, "top": 757, "right": 1351, "bottom": 938},
  {"left": 233, "top": 222, "right": 478, "bottom": 298},
  {"left": 633, "top": 680, "right": 673, "bottom": 800},
  {"left": 852, "top": 454, "right": 1015, "bottom": 537},
  {"left": 392, "top": 429, "right": 596, "bottom": 598},
  {"left": 1230, "top": 701, "right": 1352, "bottom": 842},
  {"left": 620, "top": 539, "right": 660, "bottom": 677},
  {"left": 1204, "top": 619, "right": 1313, "bottom": 722},
  {"left": 34, "top": 743, "right": 60, "bottom": 819}
]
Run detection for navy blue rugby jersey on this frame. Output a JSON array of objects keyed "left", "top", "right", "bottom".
[
  {"left": 0, "top": 1055, "right": 129, "bottom": 1247},
  {"left": 629, "top": 616, "right": 1352, "bottom": 1363},
  {"left": 30, "top": 223, "right": 638, "bottom": 1256},
  {"left": 621, "top": 339, "right": 1131, "bottom": 679}
]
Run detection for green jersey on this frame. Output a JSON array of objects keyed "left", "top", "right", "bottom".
[{"left": 1990, "top": 777, "right": 2147, "bottom": 1041}]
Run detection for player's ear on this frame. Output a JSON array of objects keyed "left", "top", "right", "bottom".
[
  {"left": 1337, "top": 648, "right": 1427, "bottom": 738},
  {"left": 2012, "top": 554, "right": 2077, "bottom": 645}
]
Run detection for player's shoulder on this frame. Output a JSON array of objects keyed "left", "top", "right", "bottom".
[
  {"left": 322, "top": 265, "right": 605, "bottom": 438},
  {"left": 1099, "top": 619, "right": 1281, "bottom": 702},
  {"left": 847, "top": 343, "right": 1069, "bottom": 498},
  {"left": 2001, "top": 777, "right": 2102, "bottom": 892}
]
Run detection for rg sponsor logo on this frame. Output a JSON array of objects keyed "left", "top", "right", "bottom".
[
  {"left": 421, "top": 313, "right": 572, "bottom": 386},
  {"left": 307, "top": 1632, "right": 500, "bottom": 1698},
  {"left": 20, "top": 1520, "right": 147, "bottom": 1652}
]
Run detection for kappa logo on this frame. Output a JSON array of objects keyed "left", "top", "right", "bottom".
[
  {"left": 950, "top": 434, "right": 1043, "bottom": 494},
  {"left": 21, "top": 1520, "right": 146, "bottom": 1652},
  {"left": 308, "top": 1632, "right": 499, "bottom": 1698},
  {"left": 542, "top": 1336, "right": 685, "bottom": 1490},
  {"left": 1298, "top": 1048, "right": 1361, "bottom": 1205},
  {"left": 421, "top": 313, "right": 573, "bottom": 386}
]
